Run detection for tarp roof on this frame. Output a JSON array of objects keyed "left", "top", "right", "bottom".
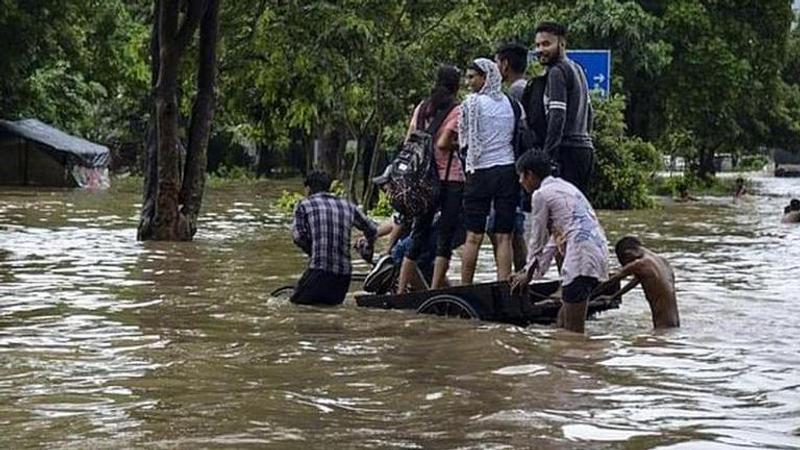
[{"left": 0, "top": 119, "right": 109, "bottom": 168}]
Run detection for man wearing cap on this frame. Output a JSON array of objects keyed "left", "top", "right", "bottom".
[
  {"left": 534, "top": 21, "right": 596, "bottom": 195},
  {"left": 291, "top": 170, "right": 377, "bottom": 305}
]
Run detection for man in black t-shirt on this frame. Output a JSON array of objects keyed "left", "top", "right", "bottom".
[{"left": 533, "top": 21, "right": 595, "bottom": 196}]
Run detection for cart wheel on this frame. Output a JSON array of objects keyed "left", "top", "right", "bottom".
[
  {"left": 417, "top": 294, "right": 479, "bottom": 320},
  {"left": 269, "top": 285, "right": 296, "bottom": 301}
]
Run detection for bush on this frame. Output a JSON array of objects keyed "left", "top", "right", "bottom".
[
  {"left": 650, "top": 174, "right": 752, "bottom": 197},
  {"left": 273, "top": 179, "right": 348, "bottom": 214},
  {"left": 275, "top": 190, "right": 304, "bottom": 214},
  {"left": 369, "top": 191, "right": 393, "bottom": 217},
  {"left": 589, "top": 94, "right": 662, "bottom": 209},
  {"left": 736, "top": 154, "right": 768, "bottom": 172}
]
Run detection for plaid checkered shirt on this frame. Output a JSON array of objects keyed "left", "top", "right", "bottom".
[{"left": 292, "top": 193, "right": 377, "bottom": 275}]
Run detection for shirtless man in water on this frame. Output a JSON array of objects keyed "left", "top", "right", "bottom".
[{"left": 595, "top": 236, "right": 680, "bottom": 328}]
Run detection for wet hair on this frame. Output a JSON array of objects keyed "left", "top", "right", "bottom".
[
  {"left": 304, "top": 170, "right": 332, "bottom": 194},
  {"left": 418, "top": 65, "right": 461, "bottom": 125},
  {"left": 736, "top": 177, "right": 744, "bottom": 184},
  {"left": 467, "top": 61, "right": 486, "bottom": 76},
  {"left": 615, "top": 236, "right": 642, "bottom": 262},
  {"left": 495, "top": 42, "right": 529, "bottom": 74},
  {"left": 791, "top": 198, "right": 800, "bottom": 211},
  {"left": 535, "top": 21, "right": 568, "bottom": 37},
  {"left": 515, "top": 150, "right": 551, "bottom": 179}
]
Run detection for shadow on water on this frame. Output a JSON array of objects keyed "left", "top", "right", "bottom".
[{"left": 0, "top": 176, "right": 799, "bottom": 448}]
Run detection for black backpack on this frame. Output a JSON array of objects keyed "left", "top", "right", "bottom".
[
  {"left": 507, "top": 93, "right": 538, "bottom": 159},
  {"left": 520, "top": 74, "right": 548, "bottom": 147},
  {"left": 387, "top": 103, "right": 456, "bottom": 217}
]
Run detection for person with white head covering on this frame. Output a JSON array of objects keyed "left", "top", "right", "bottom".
[{"left": 458, "top": 57, "right": 518, "bottom": 284}]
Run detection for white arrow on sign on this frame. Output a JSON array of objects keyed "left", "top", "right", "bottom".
[{"left": 593, "top": 73, "right": 606, "bottom": 85}]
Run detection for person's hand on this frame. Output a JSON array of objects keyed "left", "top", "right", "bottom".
[
  {"left": 509, "top": 270, "right": 531, "bottom": 294},
  {"left": 354, "top": 236, "right": 367, "bottom": 250},
  {"left": 549, "top": 159, "right": 561, "bottom": 177}
]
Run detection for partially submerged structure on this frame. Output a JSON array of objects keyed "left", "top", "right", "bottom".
[
  {"left": 774, "top": 148, "right": 800, "bottom": 177},
  {"left": 0, "top": 119, "right": 110, "bottom": 188}
]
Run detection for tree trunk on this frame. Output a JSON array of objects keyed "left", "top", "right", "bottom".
[
  {"left": 698, "top": 147, "right": 716, "bottom": 181},
  {"left": 347, "top": 137, "right": 362, "bottom": 201},
  {"left": 180, "top": 0, "right": 220, "bottom": 237},
  {"left": 138, "top": 0, "right": 220, "bottom": 242},
  {"left": 138, "top": 0, "right": 161, "bottom": 240}
]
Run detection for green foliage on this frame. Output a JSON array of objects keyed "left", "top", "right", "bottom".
[
  {"left": 589, "top": 94, "right": 661, "bottom": 209},
  {"left": 369, "top": 191, "right": 393, "bottom": 217},
  {"left": 736, "top": 155, "right": 769, "bottom": 172},
  {"left": 275, "top": 190, "right": 304, "bottom": 214},
  {"left": 5, "top": 0, "right": 800, "bottom": 208},
  {"left": 0, "top": 0, "right": 149, "bottom": 142},
  {"left": 650, "top": 174, "right": 751, "bottom": 197},
  {"left": 273, "top": 180, "right": 347, "bottom": 214}
]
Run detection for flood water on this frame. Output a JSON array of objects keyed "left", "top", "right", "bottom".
[{"left": 1, "top": 176, "right": 798, "bottom": 449}]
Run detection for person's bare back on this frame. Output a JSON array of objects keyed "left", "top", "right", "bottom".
[
  {"left": 629, "top": 251, "right": 679, "bottom": 328},
  {"left": 598, "top": 236, "right": 680, "bottom": 329}
]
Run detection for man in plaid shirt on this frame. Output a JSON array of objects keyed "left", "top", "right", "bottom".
[{"left": 291, "top": 171, "right": 377, "bottom": 305}]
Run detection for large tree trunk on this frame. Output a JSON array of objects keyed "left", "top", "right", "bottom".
[
  {"left": 697, "top": 147, "right": 716, "bottom": 181},
  {"left": 138, "top": 0, "right": 162, "bottom": 241},
  {"left": 138, "top": 0, "right": 221, "bottom": 241},
  {"left": 179, "top": 0, "right": 220, "bottom": 237}
]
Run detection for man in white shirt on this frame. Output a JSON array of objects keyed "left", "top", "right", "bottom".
[{"left": 510, "top": 150, "right": 609, "bottom": 333}]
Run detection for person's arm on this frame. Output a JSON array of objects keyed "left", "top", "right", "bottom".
[
  {"left": 592, "top": 259, "right": 645, "bottom": 296},
  {"left": 386, "top": 222, "right": 406, "bottom": 251},
  {"left": 376, "top": 219, "right": 395, "bottom": 238},
  {"left": 436, "top": 104, "right": 460, "bottom": 153},
  {"left": 436, "top": 128, "right": 458, "bottom": 154},
  {"left": 405, "top": 103, "right": 422, "bottom": 142},
  {"left": 594, "top": 278, "right": 641, "bottom": 303},
  {"left": 353, "top": 206, "right": 378, "bottom": 247},
  {"left": 291, "top": 202, "right": 311, "bottom": 255},
  {"left": 511, "top": 191, "right": 550, "bottom": 292},
  {"left": 525, "top": 192, "right": 552, "bottom": 278},
  {"left": 543, "top": 66, "right": 567, "bottom": 161}
]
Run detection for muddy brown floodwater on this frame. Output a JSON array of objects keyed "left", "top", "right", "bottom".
[{"left": 0, "top": 176, "right": 798, "bottom": 449}]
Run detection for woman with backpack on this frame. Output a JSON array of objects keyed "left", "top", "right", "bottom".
[
  {"left": 459, "top": 58, "right": 518, "bottom": 285},
  {"left": 395, "top": 65, "right": 465, "bottom": 293}
]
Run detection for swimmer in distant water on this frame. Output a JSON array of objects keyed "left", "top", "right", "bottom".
[
  {"left": 733, "top": 177, "right": 747, "bottom": 201},
  {"left": 674, "top": 182, "right": 698, "bottom": 203},
  {"left": 782, "top": 198, "right": 800, "bottom": 223},
  {"left": 593, "top": 236, "right": 680, "bottom": 329}
]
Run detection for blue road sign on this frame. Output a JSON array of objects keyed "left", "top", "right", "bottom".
[
  {"left": 567, "top": 49, "right": 611, "bottom": 97},
  {"left": 528, "top": 49, "right": 612, "bottom": 97}
]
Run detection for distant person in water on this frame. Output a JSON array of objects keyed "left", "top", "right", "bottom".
[
  {"left": 594, "top": 236, "right": 680, "bottom": 328},
  {"left": 782, "top": 198, "right": 800, "bottom": 223},
  {"left": 733, "top": 177, "right": 747, "bottom": 201},
  {"left": 290, "top": 171, "right": 377, "bottom": 305},
  {"left": 674, "top": 182, "right": 698, "bottom": 202}
]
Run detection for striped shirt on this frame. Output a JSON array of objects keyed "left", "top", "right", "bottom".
[{"left": 292, "top": 192, "right": 377, "bottom": 275}]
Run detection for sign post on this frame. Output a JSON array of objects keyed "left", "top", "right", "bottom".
[{"left": 567, "top": 49, "right": 611, "bottom": 97}]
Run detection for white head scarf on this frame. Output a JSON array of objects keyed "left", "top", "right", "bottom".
[{"left": 459, "top": 58, "right": 504, "bottom": 173}]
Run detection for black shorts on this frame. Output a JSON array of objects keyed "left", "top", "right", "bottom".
[
  {"left": 463, "top": 164, "right": 517, "bottom": 234},
  {"left": 407, "top": 182, "right": 464, "bottom": 260},
  {"left": 557, "top": 146, "right": 595, "bottom": 196},
  {"left": 290, "top": 269, "right": 351, "bottom": 306},
  {"left": 562, "top": 276, "right": 599, "bottom": 304}
]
